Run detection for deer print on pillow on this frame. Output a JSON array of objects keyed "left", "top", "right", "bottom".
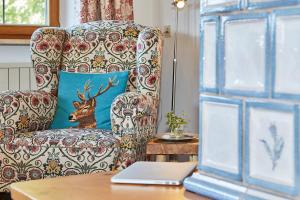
[{"left": 69, "top": 77, "right": 119, "bottom": 128}]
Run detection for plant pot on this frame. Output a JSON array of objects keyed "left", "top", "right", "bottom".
[{"left": 170, "top": 125, "right": 184, "bottom": 138}]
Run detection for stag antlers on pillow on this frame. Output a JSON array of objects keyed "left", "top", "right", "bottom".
[{"left": 69, "top": 77, "right": 119, "bottom": 128}]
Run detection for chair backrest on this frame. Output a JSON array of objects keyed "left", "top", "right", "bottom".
[{"left": 31, "top": 21, "right": 163, "bottom": 100}]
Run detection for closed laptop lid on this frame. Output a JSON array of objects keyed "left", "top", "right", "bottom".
[{"left": 111, "top": 161, "right": 197, "bottom": 185}]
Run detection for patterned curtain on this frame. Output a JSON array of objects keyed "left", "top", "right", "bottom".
[{"left": 80, "top": 0, "right": 134, "bottom": 23}]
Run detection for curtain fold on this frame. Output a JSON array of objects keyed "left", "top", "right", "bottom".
[{"left": 80, "top": 0, "right": 134, "bottom": 23}]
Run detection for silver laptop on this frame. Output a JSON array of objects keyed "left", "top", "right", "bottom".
[{"left": 111, "top": 161, "right": 197, "bottom": 185}]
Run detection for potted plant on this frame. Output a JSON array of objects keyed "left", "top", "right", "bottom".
[{"left": 166, "top": 112, "right": 188, "bottom": 138}]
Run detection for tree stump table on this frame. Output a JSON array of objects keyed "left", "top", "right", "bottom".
[{"left": 146, "top": 135, "right": 198, "bottom": 162}]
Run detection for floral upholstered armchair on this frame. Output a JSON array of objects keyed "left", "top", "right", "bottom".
[{"left": 0, "top": 21, "right": 162, "bottom": 192}]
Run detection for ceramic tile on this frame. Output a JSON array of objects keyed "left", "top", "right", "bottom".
[
  {"left": 200, "top": 16, "right": 219, "bottom": 93},
  {"left": 220, "top": 14, "right": 270, "bottom": 97},
  {"left": 245, "top": 102, "right": 300, "bottom": 195},
  {"left": 247, "top": 0, "right": 298, "bottom": 10},
  {"left": 200, "top": 0, "right": 241, "bottom": 14},
  {"left": 272, "top": 9, "right": 300, "bottom": 100},
  {"left": 199, "top": 95, "right": 242, "bottom": 181}
]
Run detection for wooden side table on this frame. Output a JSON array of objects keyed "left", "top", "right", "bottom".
[{"left": 146, "top": 135, "right": 198, "bottom": 162}]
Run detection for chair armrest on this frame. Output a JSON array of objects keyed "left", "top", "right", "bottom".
[
  {"left": 111, "top": 92, "right": 157, "bottom": 138},
  {"left": 0, "top": 90, "right": 57, "bottom": 136},
  {"left": 111, "top": 92, "right": 158, "bottom": 169}
]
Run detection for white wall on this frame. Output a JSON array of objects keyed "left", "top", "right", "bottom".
[
  {"left": 134, "top": 0, "right": 160, "bottom": 27},
  {"left": 134, "top": 0, "right": 199, "bottom": 134},
  {"left": 178, "top": 0, "right": 200, "bottom": 134},
  {"left": 0, "top": 46, "right": 31, "bottom": 63},
  {"left": 0, "top": 0, "right": 200, "bottom": 134},
  {"left": 59, "top": 0, "right": 80, "bottom": 27}
]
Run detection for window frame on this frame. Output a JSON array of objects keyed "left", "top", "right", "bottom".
[{"left": 0, "top": 0, "right": 59, "bottom": 39}]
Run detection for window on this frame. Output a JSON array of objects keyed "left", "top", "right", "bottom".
[{"left": 0, "top": 0, "right": 59, "bottom": 39}]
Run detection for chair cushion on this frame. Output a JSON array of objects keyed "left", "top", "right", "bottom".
[
  {"left": 0, "top": 128, "right": 120, "bottom": 192},
  {"left": 51, "top": 71, "right": 128, "bottom": 130}
]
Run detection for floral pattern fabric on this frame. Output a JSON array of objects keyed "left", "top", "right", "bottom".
[
  {"left": 60, "top": 21, "right": 163, "bottom": 98},
  {"left": 0, "top": 21, "right": 163, "bottom": 192},
  {"left": 80, "top": 0, "right": 134, "bottom": 23},
  {"left": 31, "top": 28, "right": 66, "bottom": 96},
  {"left": 136, "top": 28, "right": 163, "bottom": 100},
  {"left": 0, "top": 129, "right": 120, "bottom": 192},
  {"left": 31, "top": 21, "right": 163, "bottom": 98},
  {"left": 0, "top": 91, "right": 57, "bottom": 136},
  {"left": 111, "top": 92, "right": 158, "bottom": 169}
]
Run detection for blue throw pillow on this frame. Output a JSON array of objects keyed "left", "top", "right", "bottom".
[{"left": 50, "top": 71, "right": 128, "bottom": 130}]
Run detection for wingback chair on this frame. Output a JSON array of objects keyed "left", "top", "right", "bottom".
[{"left": 0, "top": 21, "right": 163, "bottom": 192}]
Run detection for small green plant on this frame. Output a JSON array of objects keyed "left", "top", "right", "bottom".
[{"left": 166, "top": 112, "right": 187, "bottom": 133}]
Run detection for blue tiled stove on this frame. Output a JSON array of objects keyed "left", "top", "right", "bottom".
[{"left": 184, "top": 1, "right": 300, "bottom": 199}]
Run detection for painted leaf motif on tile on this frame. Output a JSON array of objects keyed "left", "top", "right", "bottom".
[{"left": 260, "top": 124, "right": 285, "bottom": 170}]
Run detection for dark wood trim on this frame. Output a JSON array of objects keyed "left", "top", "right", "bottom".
[
  {"left": 49, "top": 0, "right": 60, "bottom": 27},
  {"left": 0, "top": 0, "right": 60, "bottom": 39}
]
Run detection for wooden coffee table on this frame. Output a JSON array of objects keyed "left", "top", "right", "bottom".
[{"left": 10, "top": 172, "right": 209, "bottom": 200}]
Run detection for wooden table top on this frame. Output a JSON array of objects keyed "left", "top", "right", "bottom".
[{"left": 10, "top": 172, "right": 209, "bottom": 200}]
